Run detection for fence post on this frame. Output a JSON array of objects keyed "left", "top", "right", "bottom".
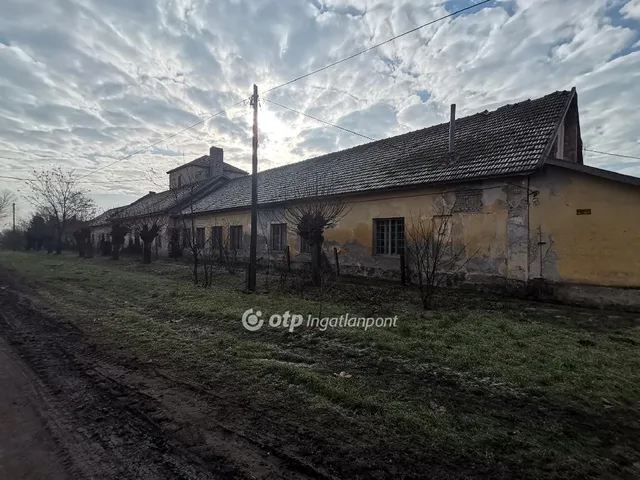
[
  {"left": 286, "top": 245, "right": 291, "bottom": 272},
  {"left": 334, "top": 247, "right": 340, "bottom": 277},
  {"left": 400, "top": 251, "right": 406, "bottom": 286}
]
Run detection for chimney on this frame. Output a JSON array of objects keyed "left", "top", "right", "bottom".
[
  {"left": 449, "top": 103, "right": 456, "bottom": 161},
  {"left": 148, "top": 191, "right": 156, "bottom": 195},
  {"left": 209, "top": 146, "right": 224, "bottom": 179}
]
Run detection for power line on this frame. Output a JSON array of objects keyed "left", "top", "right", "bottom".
[
  {"left": 584, "top": 149, "right": 640, "bottom": 161},
  {"left": 265, "top": 98, "right": 407, "bottom": 152},
  {"left": 265, "top": 99, "right": 376, "bottom": 142},
  {"left": 78, "top": 97, "right": 250, "bottom": 180},
  {"left": 263, "top": 0, "right": 492, "bottom": 95}
]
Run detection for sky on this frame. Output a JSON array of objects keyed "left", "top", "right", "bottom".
[{"left": 1, "top": 0, "right": 639, "bottom": 225}]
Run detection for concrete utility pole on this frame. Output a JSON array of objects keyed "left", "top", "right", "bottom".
[
  {"left": 12, "top": 202, "right": 15, "bottom": 232},
  {"left": 247, "top": 84, "right": 259, "bottom": 292}
]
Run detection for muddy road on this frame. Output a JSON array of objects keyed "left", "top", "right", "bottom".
[{"left": 0, "top": 274, "right": 323, "bottom": 480}]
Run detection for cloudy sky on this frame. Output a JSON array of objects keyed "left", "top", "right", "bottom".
[{"left": 1, "top": 0, "right": 639, "bottom": 223}]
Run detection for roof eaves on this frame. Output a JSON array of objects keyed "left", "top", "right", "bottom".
[
  {"left": 546, "top": 158, "right": 640, "bottom": 187},
  {"left": 181, "top": 169, "right": 537, "bottom": 217}
]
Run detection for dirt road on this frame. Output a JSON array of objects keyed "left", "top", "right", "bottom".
[{"left": 0, "top": 275, "right": 323, "bottom": 479}]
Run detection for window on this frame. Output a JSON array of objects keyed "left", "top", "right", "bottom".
[
  {"left": 177, "top": 174, "right": 182, "bottom": 187},
  {"left": 182, "top": 228, "right": 191, "bottom": 248},
  {"left": 374, "top": 218, "right": 404, "bottom": 255},
  {"left": 299, "top": 236, "right": 311, "bottom": 254},
  {"left": 212, "top": 226, "right": 223, "bottom": 249},
  {"left": 196, "top": 227, "right": 205, "bottom": 248},
  {"left": 270, "top": 224, "right": 287, "bottom": 251},
  {"left": 157, "top": 232, "right": 162, "bottom": 248},
  {"left": 230, "top": 225, "right": 243, "bottom": 250}
]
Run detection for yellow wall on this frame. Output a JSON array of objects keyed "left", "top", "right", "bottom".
[
  {"left": 530, "top": 165, "right": 640, "bottom": 287},
  {"left": 182, "top": 179, "right": 516, "bottom": 280}
]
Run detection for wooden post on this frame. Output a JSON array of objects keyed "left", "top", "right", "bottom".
[
  {"left": 334, "top": 247, "right": 340, "bottom": 277},
  {"left": 247, "top": 84, "right": 259, "bottom": 292},
  {"left": 286, "top": 245, "right": 291, "bottom": 272}
]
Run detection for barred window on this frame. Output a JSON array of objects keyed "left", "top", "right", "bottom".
[
  {"left": 374, "top": 218, "right": 404, "bottom": 255},
  {"left": 182, "top": 228, "right": 190, "bottom": 248},
  {"left": 230, "top": 225, "right": 243, "bottom": 250},
  {"left": 270, "top": 224, "right": 287, "bottom": 251}
]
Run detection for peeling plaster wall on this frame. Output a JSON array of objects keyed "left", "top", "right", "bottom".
[
  {"left": 529, "top": 165, "right": 640, "bottom": 287},
  {"left": 185, "top": 178, "right": 519, "bottom": 282}
]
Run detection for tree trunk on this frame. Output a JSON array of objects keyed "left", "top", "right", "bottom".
[
  {"left": 193, "top": 252, "right": 199, "bottom": 284},
  {"left": 56, "top": 231, "right": 63, "bottom": 254},
  {"left": 112, "top": 242, "right": 121, "bottom": 260},
  {"left": 143, "top": 241, "right": 152, "bottom": 264},
  {"left": 311, "top": 242, "right": 322, "bottom": 286}
]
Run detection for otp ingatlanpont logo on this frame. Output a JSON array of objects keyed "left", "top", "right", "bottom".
[{"left": 241, "top": 308, "right": 264, "bottom": 331}]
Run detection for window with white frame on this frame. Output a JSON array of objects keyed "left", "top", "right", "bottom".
[{"left": 374, "top": 218, "right": 404, "bottom": 255}]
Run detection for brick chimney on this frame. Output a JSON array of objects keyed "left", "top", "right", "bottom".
[{"left": 209, "top": 146, "right": 224, "bottom": 179}]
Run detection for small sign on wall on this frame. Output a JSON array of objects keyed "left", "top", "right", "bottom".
[{"left": 576, "top": 209, "right": 592, "bottom": 215}]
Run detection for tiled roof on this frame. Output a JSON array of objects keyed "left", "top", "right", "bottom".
[
  {"left": 113, "top": 180, "right": 213, "bottom": 220},
  {"left": 87, "top": 206, "right": 124, "bottom": 227},
  {"left": 187, "top": 89, "right": 574, "bottom": 214}
]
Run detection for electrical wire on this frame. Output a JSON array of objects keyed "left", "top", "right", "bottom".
[
  {"left": 265, "top": 98, "right": 408, "bottom": 152},
  {"left": 584, "top": 149, "right": 640, "bottom": 161},
  {"left": 263, "top": 0, "right": 492, "bottom": 95},
  {"left": 78, "top": 97, "right": 250, "bottom": 180}
]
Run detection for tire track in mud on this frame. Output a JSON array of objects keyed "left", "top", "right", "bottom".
[{"left": 0, "top": 275, "right": 329, "bottom": 480}]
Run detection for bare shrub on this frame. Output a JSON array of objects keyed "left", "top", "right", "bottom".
[{"left": 405, "top": 197, "right": 480, "bottom": 309}]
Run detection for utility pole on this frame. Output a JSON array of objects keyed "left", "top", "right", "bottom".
[
  {"left": 247, "top": 84, "right": 259, "bottom": 292},
  {"left": 12, "top": 202, "right": 15, "bottom": 232}
]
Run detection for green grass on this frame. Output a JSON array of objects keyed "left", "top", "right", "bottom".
[{"left": 1, "top": 250, "right": 639, "bottom": 478}]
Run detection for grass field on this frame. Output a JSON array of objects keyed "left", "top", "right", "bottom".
[{"left": 1, "top": 250, "right": 639, "bottom": 478}]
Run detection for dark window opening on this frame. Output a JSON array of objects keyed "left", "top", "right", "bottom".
[
  {"left": 270, "top": 224, "right": 287, "bottom": 251},
  {"left": 230, "top": 225, "right": 243, "bottom": 250},
  {"left": 212, "top": 226, "right": 223, "bottom": 248},
  {"left": 299, "top": 236, "right": 311, "bottom": 254},
  {"left": 196, "top": 227, "right": 205, "bottom": 248}
]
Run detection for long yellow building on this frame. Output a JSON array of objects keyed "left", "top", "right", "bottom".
[{"left": 89, "top": 88, "right": 640, "bottom": 308}]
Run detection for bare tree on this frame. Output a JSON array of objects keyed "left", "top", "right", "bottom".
[
  {"left": 109, "top": 220, "right": 131, "bottom": 260},
  {"left": 133, "top": 211, "right": 166, "bottom": 264},
  {"left": 25, "top": 168, "right": 96, "bottom": 254},
  {"left": 405, "top": 197, "right": 480, "bottom": 309},
  {"left": 281, "top": 182, "right": 349, "bottom": 285},
  {"left": 170, "top": 170, "right": 211, "bottom": 284},
  {"left": 0, "top": 190, "right": 16, "bottom": 225},
  {"left": 73, "top": 226, "right": 93, "bottom": 258}
]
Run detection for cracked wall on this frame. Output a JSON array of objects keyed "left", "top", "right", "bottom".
[{"left": 529, "top": 164, "right": 640, "bottom": 287}]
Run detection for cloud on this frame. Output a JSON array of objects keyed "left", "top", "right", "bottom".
[{"left": 0, "top": 0, "right": 639, "bottom": 216}]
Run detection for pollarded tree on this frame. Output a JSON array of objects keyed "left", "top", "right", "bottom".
[
  {"left": 73, "top": 226, "right": 92, "bottom": 258},
  {"left": 25, "top": 168, "right": 95, "bottom": 254},
  {"left": 110, "top": 220, "right": 130, "bottom": 260},
  {"left": 134, "top": 211, "right": 166, "bottom": 264},
  {"left": 282, "top": 182, "right": 349, "bottom": 285}
]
